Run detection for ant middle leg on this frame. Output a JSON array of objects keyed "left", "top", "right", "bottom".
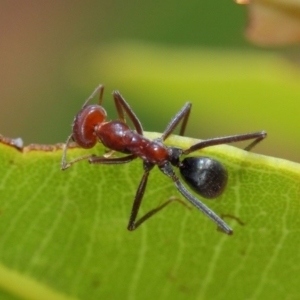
[
  {"left": 128, "top": 167, "right": 191, "bottom": 231},
  {"left": 127, "top": 169, "right": 151, "bottom": 231},
  {"left": 183, "top": 131, "right": 267, "bottom": 155},
  {"left": 112, "top": 91, "right": 144, "bottom": 134},
  {"left": 133, "top": 197, "right": 191, "bottom": 230}
]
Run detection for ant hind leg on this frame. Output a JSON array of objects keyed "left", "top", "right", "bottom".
[
  {"left": 160, "top": 102, "right": 192, "bottom": 141},
  {"left": 183, "top": 131, "right": 267, "bottom": 155}
]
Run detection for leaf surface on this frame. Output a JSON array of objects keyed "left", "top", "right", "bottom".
[{"left": 0, "top": 133, "right": 300, "bottom": 300}]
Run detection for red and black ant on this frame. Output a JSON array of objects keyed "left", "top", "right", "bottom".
[{"left": 61, "top": 85, "right": 266, "bottom": 235}]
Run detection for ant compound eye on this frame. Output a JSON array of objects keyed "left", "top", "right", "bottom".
[
  {"left": 179, "top": 157, "right": 228, "bottom": 199},
  {"left": 72, "top": 105, "right": 107, "bottom": 148}
]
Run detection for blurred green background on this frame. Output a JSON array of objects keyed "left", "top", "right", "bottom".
[{"left": 0, "top": 1, "right": 299, "bottom": 161}]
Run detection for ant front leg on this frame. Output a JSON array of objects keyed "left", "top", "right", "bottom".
[
  {"left": 89, "top": 154, "right": 136, "bottom": 165},
  {"left": 183, "top": 131, "right": 267, "bottom": 155},
  {"left": 61, "top": 135, "right": 136, "bottom": 169},
  {"left": 82, "top": 84, "right": 105, "bottom": 108},
  {"left": 160, "top": 102, "right": 192, "bottom": 141},
  {"left": 61, "top": 134, "right": 94, "bottom": 170},
  {"left": 112, "top": 91, "right": 144, "bottom": 134},
  {"left": 61, "top": 84, "right": 106, "bottom": 170}
]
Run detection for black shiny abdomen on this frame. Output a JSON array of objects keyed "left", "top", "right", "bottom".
[{"left": 179, "top": 157, "right": 228, "bottom": 199}]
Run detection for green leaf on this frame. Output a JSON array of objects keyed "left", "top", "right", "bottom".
[{"left": 0, "top": 132, "right": 300, "bottom": 300}]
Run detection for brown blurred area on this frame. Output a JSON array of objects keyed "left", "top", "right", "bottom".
[{"left": 0, "top": 2, "right": 103, "bottom": 141}]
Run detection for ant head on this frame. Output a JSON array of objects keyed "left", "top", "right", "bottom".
[{"left": 72, "top": 104, "right": 107, "bottom": 148}]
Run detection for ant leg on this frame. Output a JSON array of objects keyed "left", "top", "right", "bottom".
[
  {"left": 61, "top": 154, "right": 95, "bottom": 170},
  {"left": 127, "top": 169, "right": 151, "bottom": 231},
  {"left": 81, "top": 84, "right": 105, "bottom": 108},
  {"left": 112, "top": 91, "right": 144, "bottom": 134},
  {"left": 112, "top": 92, "right": 126, "bottom": 123},
  {"left": 103, "top": 150, "right": 116, "bottom": 158},
  {"left": 133, "top": 197, "right": 191, "bottom": 229},
  {"left": 61, "top": 134, "right": 135, "bottom": 169},
  {"left": 183, "top": 131, "right": 267, "bottom": 155},
  {"left": 243, "top": 134, "right": 266, "bottom": 151},
  {"left": 61, "top": 85, "right": 105, "bottom": 170},
  {"left": 89, "top": 154, "right": 136, "bottom": 164},
  {"left": 61, "top": 134, "right": 90, "bottom": 170},
  {"left": 160, "top": 162, "right": 233, "bottom": 235},
  {"left": 220, "top": 214, "right": 245, "bottom": 226},
  {"left": 62, "top": 153, "right": 135, "bottom": 170},
  {"left": 160, "top": 102, "right": 192, "bottom": 141}
]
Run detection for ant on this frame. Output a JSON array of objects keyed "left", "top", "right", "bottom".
[{"left": 61, "top": 85, "right": 266, "bottom": 235}]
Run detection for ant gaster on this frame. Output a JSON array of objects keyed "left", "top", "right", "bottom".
[{"left": 61, "top": 85, "right": 266, "bottom": 235}]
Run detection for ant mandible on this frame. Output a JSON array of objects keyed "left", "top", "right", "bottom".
[{"left": 61, "top": 85, "right": 266, "bottom": 235}]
